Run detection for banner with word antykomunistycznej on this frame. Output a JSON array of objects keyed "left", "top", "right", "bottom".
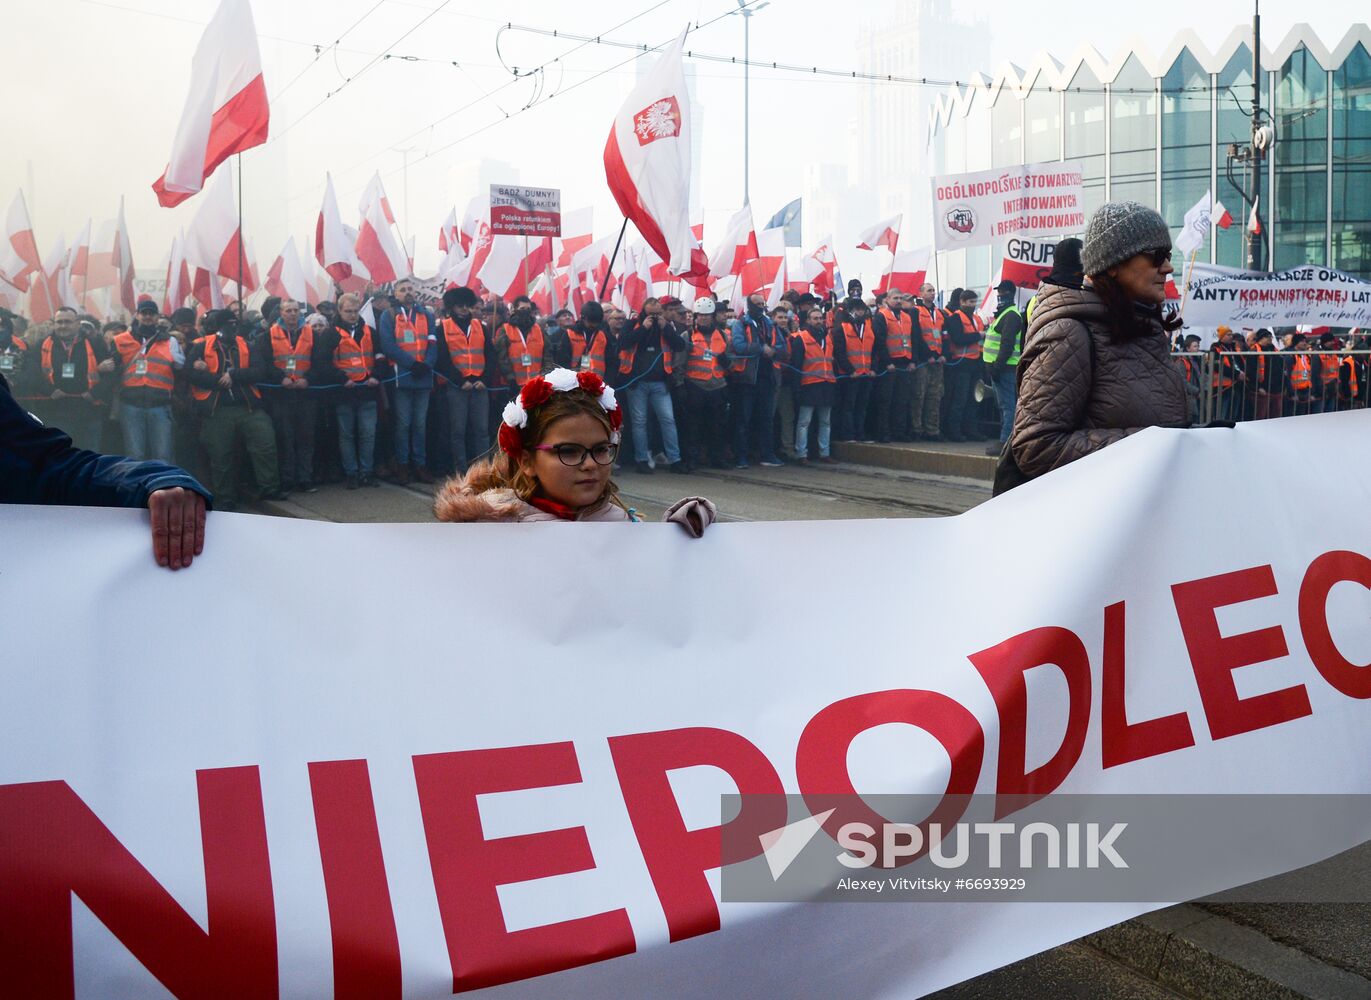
[
  {"left": 1184, "top": 262, "right": 1371, "bottom": 328},
  {"left": 931, "top": 162, "right": 1086, "bottom": 250},
  {"left": 3, "top": 411, "right": 1371, "bottom": 999}
]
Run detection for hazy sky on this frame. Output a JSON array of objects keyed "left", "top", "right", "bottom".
[{"left": 3, "top": 0, "right": 1363, "bottom": 288}]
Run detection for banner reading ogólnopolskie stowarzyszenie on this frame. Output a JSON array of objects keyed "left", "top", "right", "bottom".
[
  {"left": 1, "top": 410, "right": 1370, "bottom": 999},
  {"left": 931, "top": 161, "right": 1086, "bottom": 250}
]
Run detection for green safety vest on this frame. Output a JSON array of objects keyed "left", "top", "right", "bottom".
[
  {"left": 984, "top": 305, "right": 1025, "bottom": 367},
  {"left": 1025, "top": 295, "right": 1038, "bottom": 325}
]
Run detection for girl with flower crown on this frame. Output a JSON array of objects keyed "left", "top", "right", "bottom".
[{"left": 433, "top": 368, "right": 716, "bottom": 535}]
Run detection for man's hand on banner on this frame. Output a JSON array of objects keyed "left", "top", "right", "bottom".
[{"left": 148, "top": 486, "right": 207, "bottom": 570}]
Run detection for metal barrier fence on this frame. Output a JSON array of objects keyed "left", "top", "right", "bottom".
[{"left": 1171, "top": 350, "right": 1370, "bottom": 425}]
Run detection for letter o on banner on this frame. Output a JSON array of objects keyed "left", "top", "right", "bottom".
[
  {"left": 1299, "top": 550, "right": 1371, "bottom": 699},
  {"left": 795, "top": 690, "right": 985, "bottom": 867}
]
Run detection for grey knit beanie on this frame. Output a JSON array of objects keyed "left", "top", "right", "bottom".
[{"left": 1080, "top": 201, "right": 1172, "bottom": 276}]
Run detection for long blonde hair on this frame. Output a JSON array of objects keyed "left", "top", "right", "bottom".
[{"left": 464, "top": 387, "right": 626, "bottom": 511}]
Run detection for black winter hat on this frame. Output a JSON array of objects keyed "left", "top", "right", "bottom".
[
  {"left": 581, "top": 301, "right": 605, "bottom": 324},
  {"left": 1047, "top": 238, "right": 1085, "bottom": 287},
  {"left": 443, "top": 286, "right": 478, "bottom": 311},
  {"left": 170, "top": 307, "right": 197, "bottom": 326}
]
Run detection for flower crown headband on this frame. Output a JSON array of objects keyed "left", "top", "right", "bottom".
[{"left": 498, "top": 368, "right": 622, "bottom": 458}]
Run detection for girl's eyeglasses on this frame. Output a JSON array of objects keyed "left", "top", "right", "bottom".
[{"left": 533, "top": 442, "right": 619, "bottom": 467}]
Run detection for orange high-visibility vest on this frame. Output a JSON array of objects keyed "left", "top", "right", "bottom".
[
  {"left": 1210, "top": 347, "right": 1235, "bottom": 390},
  {"left": 878, "top": 306, "right": 913, "bottom": 361},
  {"left": 913, "top": 303, "right": 947, "bottom": 355},
  {"left": 392, "top": 310, "right": 431, "bottom": 365},
  {"left": 441, "top": 318, "right": 485, "bottom": 378},
  {"left": 685, "top": 329, "right": 728, "bottom": 385},
  {"left": 946, "top": 312, "right": 984, "bottom": 360},
  {"left": 1320, "top": 353, "right": 1341, "bottom": 385},
  {"left": 1342, "top": 355, "right": 1360, "bottom": 397},
  {"left": 1251, "top": 342, "right": 1267, "bottom": 384},
  {"left": 618, "top": 326, "right": 676, "bottom": 378},
  {"left": 842, "top": 319, "right": 875, "bottom": 375},
  {"left": 191, "top": 335, "right": 260, "bottom": 401},
  {"left": 798, "top": 329, "right": 835, "bottom": 385},
  {"left": 504, "top": 323, "right": 545, "bottom": 385},
  {"left": 567, "top": 328, "right": 609, "bottom": 376},
  {"left": 333, "top": 323, "right": 375, "bottom": 383},
  {"left": 1290, "top": 355, "right": 1312, "bottom": 391},
  {"left": 270, "top": 324, "right": 314, "bottom": 376},
  {"left": 113, "top": 333, "right": 176, "bottom": 393},
  {"left": 40, "top": 336, "right": 98, "bottom": 389}
]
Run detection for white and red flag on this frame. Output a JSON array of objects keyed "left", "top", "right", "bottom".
[
  {"left": 801, "top": 236, "right": 838, "bottom": 297},
  {"left": 709, "top": 205, "right": 758, "bottom": 280},
  {"left": 67, "top": 220, "right": 91, "bottom": 282},
  {"left": 184, "top": 164, "right": 249, "bottom": 291},
  {"left": 438, "top": 208, "right": 458, "bottom": 253},
  {"left": 877, "top": 246, "right": 932, "bottom": 296},
  {"left": 1, "top": 190, "right": 42, "bottom": 291},
  {"left": 152, "top": 0, "right": 269, "bottom": 208},
  {"left": 764, "top": 255, "right": 787, "bottom": 310},
  {"left": 856, "top": 214, "right": 902, "bottom": 253},
  {"left": 355, "top": 174, "right": 409, "bottom": 284},
  {"left": 477, "top": 235, "right": 531, "bottom": 300},
  {"left": 315, "top": 173, "right": 358, "bottom": 283},
  {"left": 1214, "top": 200, "right": 1234, "bottom": 229},
  {"left": 163, "top": 232, "right": 191, "bottom": 313},
  {"left": 620, "top": 243, "right": 652, "bottom": 315},
  {"left": 114, "top": 197, "right": 136, "bottom": 312},
  {"left": 557, "top": 207, "right": 594, "bottom": 268},
  {"left": 603, "top": 27, "right": 709, "bottom": 280},
  {"left": 459, "top": 195, "right": 489, "bottom": 254},
  {"left": 1248, "top": 196, "right": 1262, "bottom": 235},
  {"left": 266, "top": 236, "right": 309, "bottom": 303}
]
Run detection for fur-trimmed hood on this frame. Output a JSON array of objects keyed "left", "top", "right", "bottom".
[{"left": 432, "top": 467, "right": 630, "bottom": 523}]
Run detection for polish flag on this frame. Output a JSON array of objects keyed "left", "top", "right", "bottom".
[
  {"left": 164, "top": 232, "right": 192, "bottom": 313},
  {"left": 528, "top": 270, "right": 553, "bottom": 315},
  {"left": 316, "top": 173, "right": 359, "bottom": 282},
  {"left": 856, "top": 214, "right": 902, "bottom": 253},
  {"left": 438, "top": 207, "right": 458, "bottom": 253},
  {"left": 621, "top": 244, "right": 652, "bottom": 315},
  {"left": 1247, "top": 196, "right": 1262, "bottom": 235},
  {"left": 709, "top": 205, "right": 759, "bottom": 280},
  {"left": 557, "top": 207, "right": 594, "bottom": 268},
  {"left": 355, "top": 177, "right": 409, "bottom": 284},
  {"left": 1, "top": 191, "right": 42, "bottom": 291},
  {"left": 1214, "top": 201, "right": 1234, "bottom": 229},
  {"left": 68, "top": 220, "right": 91, "bottom": 280},
  {"left": 765, "top": 256, "right": 787, "bottom": 310},
  {"left": 152, "top": 0, "right": 269, "bottom": 208},
  {"left": 114, "top": 197, "right": 136, "bottom": 312},
  {"left": 802, "top": 236, "right": 839, "bottom": 297},
  {"left": 434, "top": 237, "right": 468, "bottom": 287},
  {"left": 524, "top": 237, "right": 554, "bottom": 283},
  {"left": 738, "top": 226, "right": 785, "bottom": 298},
  {"left": 877, "top": 246, "right": 932, "bottom": 296},
  {"left": 603, "top": 28, "right": 709, "bottom": 280},
  {"left": 359, "top": 173, "right": 396, "bottom": 226},
  {"left": 184, "top": 164, "right": 249, "bottom": 290},
  {"left": 554, "top": 267, "right": 572, "bottom": 311},
  {"left": 459, "top": 196, "right": 489, "bottom": 254},
  {"left": 478, "top": 235, "right": 530, "bottom": 300},
  {"left": 26, "top": 235, "right": 65, "bottom": 323},
  {"left": 83, "top": 220, "right": 121, "bottom": 291},
  {"left": 266, "top": 236, "right": 309, "bottom": 303},
  {"left": 192, "top": 267, "right": 225, "bottom": 311}
]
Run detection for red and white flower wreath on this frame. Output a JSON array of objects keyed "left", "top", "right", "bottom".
[{"left": 498, "top": 368, "right": 622, "bottom": 457}]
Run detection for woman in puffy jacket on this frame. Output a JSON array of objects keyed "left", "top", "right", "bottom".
[{"left": 1009, "top": 201, "right": 1189, "bottom": 479}]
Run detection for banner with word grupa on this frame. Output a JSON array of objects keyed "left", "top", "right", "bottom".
[
  {"left": 2, "top": 410, "right": 1371, "bottom": 998},
  {"left": 932, "top": 161, "right": 1086, "bottom": 250}
]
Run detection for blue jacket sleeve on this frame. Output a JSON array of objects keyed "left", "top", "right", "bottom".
[
  {"left": 731, "top": 319, "right": 761, "bottom": 358},
  {"left": 378, "top": 311, "right": 413, "bottom": 370},
  {"left": 1, "top": 378, "right": 212, "bottom": 509}
]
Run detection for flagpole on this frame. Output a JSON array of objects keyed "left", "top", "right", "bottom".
[
  {"left": 236, "top": 154, "right": 245, "bottom": 312},
  {"left": 80, "top": 217, "right": 90, "bottom": 309},
  {"left": 600, "top": 218, "right": 630, "bottom": 300},
  {"left": 1179, "top": 247, "right": 1200, "bottom": 319}
]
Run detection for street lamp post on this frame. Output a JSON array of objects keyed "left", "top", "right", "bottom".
[{"left": 735, "top": 1, "right": 770, "bottom": 207}]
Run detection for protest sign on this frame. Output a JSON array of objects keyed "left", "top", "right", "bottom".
[
  {"left": 489, "top": 184, "right": 562, "bottom": 237},
  {"left": 1184, "top": 262, "right": 1371, "bottom": 328},
  {"left": 932, "top": 162, "right": 1086, "bottom": 250}
]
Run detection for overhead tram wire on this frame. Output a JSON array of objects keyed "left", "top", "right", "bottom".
[
  {"left": 270, "top": 0, "right": 389, "bottom": 103},
  {"left": 268, "top": 0, "right": 456, "bottom": 146},
  {"left": 287, "top": 0, "right": 719, "bottom": 204}
]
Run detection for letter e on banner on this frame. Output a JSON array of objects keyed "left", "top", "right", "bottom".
[
  {"left": 968, "top": 627, "right": 1092, "bottom": 819},
  {"left": 0, "top": 767, "right": 277, "bottom": 1000},
  {"left": 1299, "top": 551, "right": 1371, "bottom": 699},
  {"left": 608, "top": 728, "right": 785, "bottom": 943},
  {"left": 413, "top": 743, "right": 635, "bottom": 993},
  {"left": 1172, "top": 566, "right": 1313, "bottom": 740}
]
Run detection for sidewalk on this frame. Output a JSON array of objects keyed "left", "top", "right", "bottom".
[{"left": 833, "top": 438, "right": 999, "bottom": 480}]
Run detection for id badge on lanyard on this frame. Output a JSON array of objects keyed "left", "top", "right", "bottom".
[
  {"left": 135, "top": 359, "right": 149, "bottom": 376},
  {"left": 702, "top": 350, "right": 714, "bottom": 363},
  {"left": 286, "top": 357, "right": 297, "bottom": 373},
  {"left": 0, "top": 353, "right": 15, "bottom": 372},
  {"left": 579, "top": 352, "right": 592, "bottom": 371},
  {"left": 60, "top": 361, "right": 76, "bottom": 379}
]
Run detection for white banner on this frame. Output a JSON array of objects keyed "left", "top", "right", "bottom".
[
  {"left": 1184, "top": 262, "right": 1371, "bottom": 328},
  {"left": 931, "top": 162, "right": 1086, "bottom": 250},
  {"left": 3, "top": 411, "right": 1371, "bottom": 998}
]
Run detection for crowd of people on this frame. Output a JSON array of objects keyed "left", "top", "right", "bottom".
[{"left": 0, "top": 217, "right": 1364, "bottom": 510}]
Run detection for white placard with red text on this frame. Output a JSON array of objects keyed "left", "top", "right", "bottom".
[
  {"left": 2, "top": 410, "right": 1371, "bottom": 999},
  {"left": 932, "top": 162, "right": 1086, "bottom": 250}
]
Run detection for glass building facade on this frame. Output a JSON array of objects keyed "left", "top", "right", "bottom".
[{"left": 926, "top": 27, "right": 1371, "bottom": 285}]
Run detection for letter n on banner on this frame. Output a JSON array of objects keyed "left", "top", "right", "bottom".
[{"left": 0, "top": 767, "right": 277, "bottom": 1000}]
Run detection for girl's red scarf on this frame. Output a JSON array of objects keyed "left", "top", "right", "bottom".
[{"left": 527, "top": 495, "right": 580, "bottom": 521}]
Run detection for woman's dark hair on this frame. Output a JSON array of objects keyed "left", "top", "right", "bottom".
[{"left": 1089, "top": 273, "right": 1183, "bottom": 342}]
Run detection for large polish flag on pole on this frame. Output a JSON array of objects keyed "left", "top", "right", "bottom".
[
  {"left": 856, "top": 214, "right": 902, "bottom": 253},
  {"left": 1, "top": 190, "right": 42, "bottom": 291},
  {"left": 265, "top": 236, "right": 310, "bottom": 303},
  {"left": 709, "top": 205, "right": 759, "bottom": 281},
  {"left": 184, "top": 166, "right": 247, "bottom": 291},
  {"left": 604, "top": 27, "right": 709, "bottom": 280},
  {"left": 152, "top": 0, "right": 269, "bottom": 208},
  {"left": 355, "top": 174, "right": 409, "bottom": 284},
  {"left": 315, "top": 173, "right": 360, "bottom": 283}
]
